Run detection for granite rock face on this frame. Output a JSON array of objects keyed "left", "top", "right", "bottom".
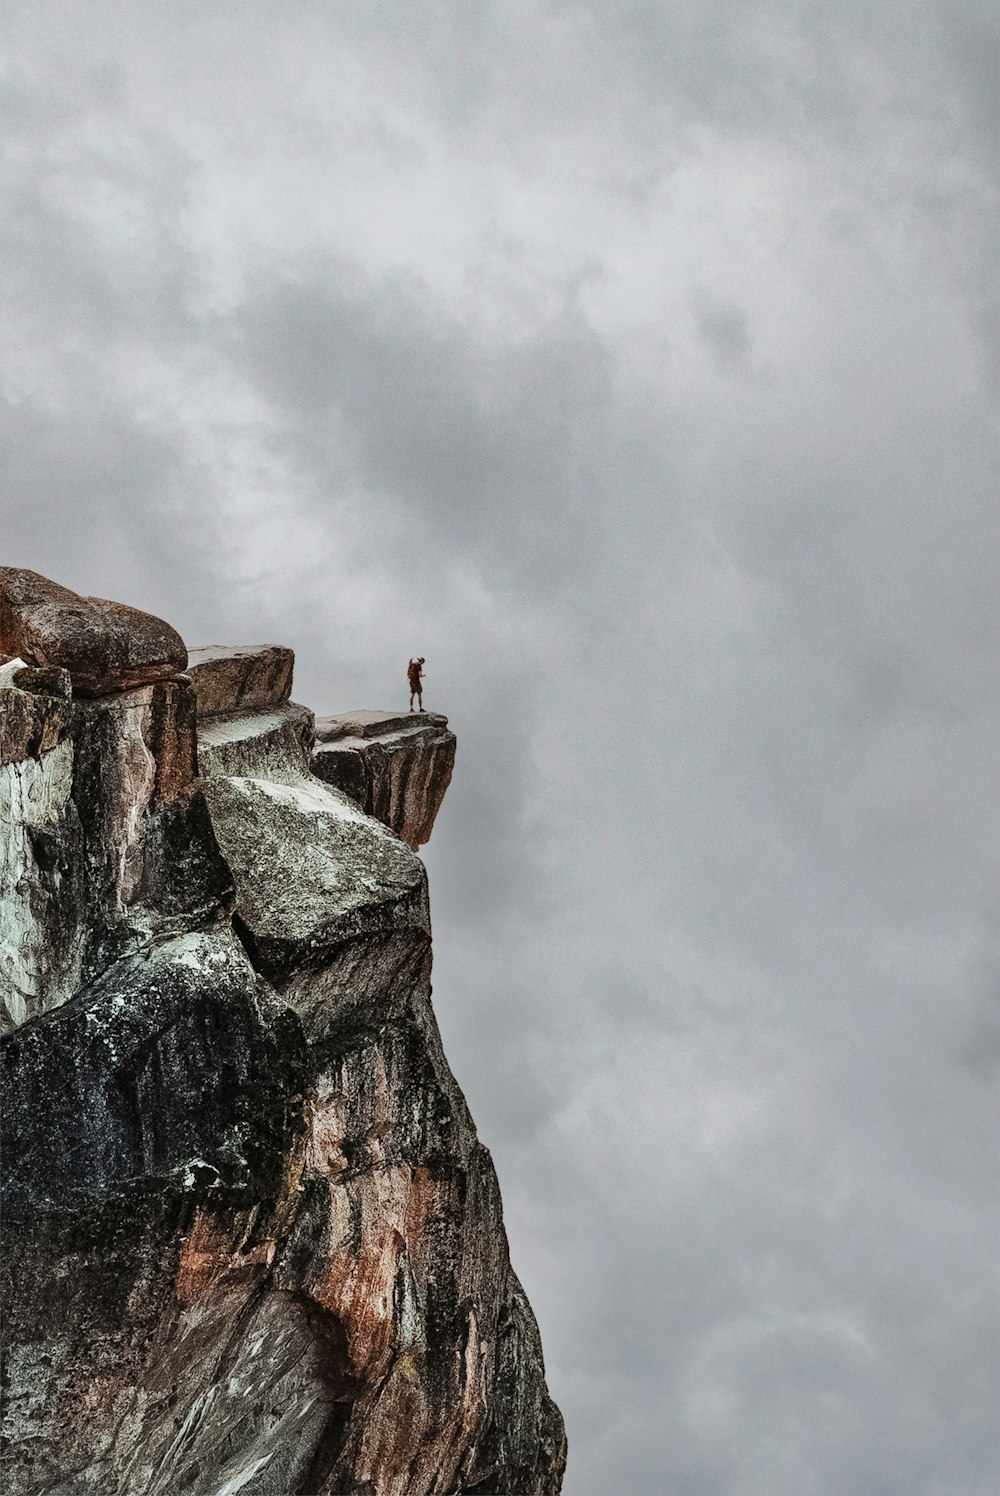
[
  {"left": 196, "top": 700, "right": 315, "bottom": 781},
  {"left": 0, "top": 666, "right": 231, "bottom": 1034},
  {"left": 0, "top": 569, "right": 187, "bottom": 696},
  {"left": 0, "top": 572, "right": 565, "bottom": 1496},
  {"left": 185, "top": 644, "right": 294, "bottom": 718},
  {"left": 312, "top": 711, "right": 457, "bottom": 850}
]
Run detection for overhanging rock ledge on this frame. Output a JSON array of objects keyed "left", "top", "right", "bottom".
[{"left": 0, "top": 569, "right": 566, "bottom": 1496}]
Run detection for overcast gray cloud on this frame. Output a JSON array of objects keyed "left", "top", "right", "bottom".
[{"left": 4, "top": 3, "right": 1000, "bottom": 1493}]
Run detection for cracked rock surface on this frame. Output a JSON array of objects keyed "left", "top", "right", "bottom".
[{"left": 0, "top": 570, "right": 565, "bottom": 1496}]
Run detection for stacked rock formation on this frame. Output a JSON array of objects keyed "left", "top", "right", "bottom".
[{"left": 0, "top": 569, "right": 566, "bottom": 1496}]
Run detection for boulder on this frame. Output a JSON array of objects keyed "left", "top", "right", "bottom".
[
  {"left": 1, "top": 663, "right": 75, "bottom": 766},
  {"left": 199, "top": 773, "right": 429, "bottom": 1016},
  {"left": 0, "top": 568, "right": 186, "bottom": 696},
  {"left": 185, "top": 644, "right": 294, "bottom": 718},
  {"left": 1, "top": 928, "right": 304, "bottom": 1212},
  {"left": 196, "top": 703, "right": 435, "bottom": 1053},
  {"left": 312, "top": 710, "right": 457, "bottom": 850}
]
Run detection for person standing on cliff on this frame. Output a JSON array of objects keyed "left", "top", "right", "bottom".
[{"left": 407, "top": 657, "right": 426, "bottom": 712}]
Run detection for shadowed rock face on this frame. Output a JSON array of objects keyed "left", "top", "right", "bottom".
[{"left": 0, "top": 575, "right": 565, "bottom": 1496}]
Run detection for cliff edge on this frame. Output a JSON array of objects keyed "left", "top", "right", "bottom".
[{"left": 0, "top": 569, "right": 566, "bottom": 1496}]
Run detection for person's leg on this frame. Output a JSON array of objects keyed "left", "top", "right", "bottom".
[
  {"left": 409, "top": 690, "right": 415, "bottom": 711},
  {"left": 418, "top": 690, "right": 425, "bottom": 711}
]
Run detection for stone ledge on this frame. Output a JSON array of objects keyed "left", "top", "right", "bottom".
[
  {"left": 314, "top": 709, "right": 449, "bottom": 743},
  {"left": 196, "top": 700, "right": 315, "bottom": 781},
  {"left": 311, "top": 713, "right": 456, "bottom": 850},
  {"left": 185, "top": 644, "right": 294, "bottom": 718}
]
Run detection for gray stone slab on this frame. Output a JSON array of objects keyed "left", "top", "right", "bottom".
[
  {"left": 314, "top": 709, "right": 449, "bottom": 743},
  {"left": 184, "top": 644, "right": 294, "bottom": 717},
  {"left": 196, "top": 700, "right": 315, "bottom": 781},
  {"left": 311, "top": 715, "right": 456, "bottom": 850}
]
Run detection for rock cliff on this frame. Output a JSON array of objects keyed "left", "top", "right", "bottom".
[{"left": 0, "top": 569, "right": 566, "bottom": 1496}]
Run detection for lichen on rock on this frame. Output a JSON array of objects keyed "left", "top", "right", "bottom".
[{"left": 0, "top": 569, "right": 565, "bottom": 1496}]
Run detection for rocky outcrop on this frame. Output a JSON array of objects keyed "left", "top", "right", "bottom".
[
  {"left": 312, "top": 711, "right": 457, "bottom": 850},
  {"left": 0, "top": 569, "right": 187, "bottom": 696},
  {"left": 196, "top": 700, "right": 315, "bottom": 781},
  {"left": 185, "top": 645, "right": 294, "bottom": 718},
  {"left": 0, "top": 570, "right": 565, "bottom": 1496}
]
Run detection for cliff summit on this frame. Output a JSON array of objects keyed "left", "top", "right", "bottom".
[{"left": 0, "top": 568, "right": 565, "bottom": 1496}]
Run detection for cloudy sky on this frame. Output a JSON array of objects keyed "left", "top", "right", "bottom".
[{"left": 5, "top": 3, "right": 1000, "bottom": 1491}]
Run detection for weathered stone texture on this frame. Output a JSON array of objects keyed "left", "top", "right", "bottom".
[
  {"left": 0, "top": 568, "right": 186, "bottom": 696},
  {"left": 1, "top": 670, "right": 231, "bottom": 1034},
  {"left": 0, "top": 665, "right": 74, "bottom": 765},
  {"left": 185, "top": 644, "right": 294, "bottom": 718},
  {"left": 1, "top": 575, "right": 565, "bottom": 1496},
  {"left": 1, "top": 929, "right": 303, "bottom": 1212},
  {"left": 195, "top": 700, "right": 315, "bottom": 780},
  {"left": 312, "top": 710, "right": 457, "bottom": 850}
]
